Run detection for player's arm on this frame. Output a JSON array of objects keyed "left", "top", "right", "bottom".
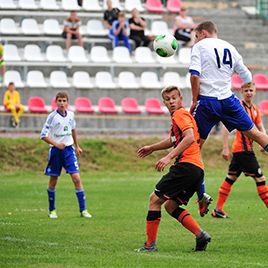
[
  {"left": 155, "top": 128, "right": 195, "bottom": 171},
  {"left": 72, "top": 128, "right": 82, "bottom": 156},
  {"left": 137, "top": 137, "right": 173, "bottom": 158},
  {"left": 222, "top": 126, "right": 230, "bottom": 161},
  {"left": 42, "top": 136, "right": 66, "bottom": 150}
]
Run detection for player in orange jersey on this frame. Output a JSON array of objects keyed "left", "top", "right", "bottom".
[
  {"left": 135, "top": 86, "right": 211, "bottom": 252},
  {"left": 212, "top": 82, "right": 268, "bottom": 218}
]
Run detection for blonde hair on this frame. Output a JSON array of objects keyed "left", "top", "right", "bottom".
[
  {"left": 241, "top": 82, "right": 255, "bottom": 91},
  {"left": 161, "top": 86, "right": 181, "bottom": 98}
]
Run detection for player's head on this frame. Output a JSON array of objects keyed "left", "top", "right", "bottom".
[
  {"left": 194, "top": 21, "right": 218, "bottom": 43},
  {"left": 179, "top": 6, "right": 187, "bottom": 15},
  {"left": 241, "top": 82, "right": 256, "bottom": 103},
  {"left": 118, "top": 12, "right": 126, "bottom": 21},
  {"left": 107, "top": 0, "right": 112, "bottom": 9},
  {"left": 7, "top": 82, "right": 15, "bottom": 91},
  {"left": 55, "top": 92, "right": 69, "bottom": 111},
  {"left": 161, "top": 86, "right": 183, "bottom": 115},
  {"left": 131, "top": 8, "right": 139, "bottom": 17}
]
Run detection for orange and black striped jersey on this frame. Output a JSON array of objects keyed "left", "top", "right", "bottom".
[
  {"left": 170, "top": 108, "right": 204, "bottom": 170},
  {"left": 232, "top": 101, "right": 262, "bottom": 153}
]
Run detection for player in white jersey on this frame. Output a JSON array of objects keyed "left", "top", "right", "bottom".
[
  {"left": 40, "top": 92, "right": 92, "bottom": 219},
  {"left": 189, "top": 21, "right": 268, "bottom": 216}
]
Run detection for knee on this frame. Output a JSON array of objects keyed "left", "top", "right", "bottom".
[
  {"left": 72, "top": 174, "right": 81, "bottom": 186},
  {"left": 164, "top": 201, "right": 174, "bottom": 214},
  {"left": 255, "top": 176, "right": 266, "bottom": 183}
]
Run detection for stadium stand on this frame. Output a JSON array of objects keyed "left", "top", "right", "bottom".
[
  {"left": 145, "top": 98, "right": 165, "bottom": 114},
  {"left": 98, "top": 97, "right": 118, "bottom": 114},
  {"left": 72, "top": 71, "right": 94, "bottom": 89},
  {"left": 141, "top": 71, "right": 162, "bottom": 89},
  {"left": 121, "top": 97, "right": 142, "bottom": 114},
  {"left": 145, "top": 0, "right": 164, "bottom": 13},
  {"left": 125, "top": 0, "right": 144, "bottom": 12},
  {"left": 40, "top": 0, "right": 60, "bottom": 10},
  {"left": 118, "top": 72, "right": 139, "bottom": 89},
  {"left": 167, "top": 0, "right": 182, "bottom": 13},
  {"left": 26, "top": 71, "right": 48, "bottom": 88},
  {"left": 4, "top": 71, "right": 24, "bottom": 87},
  {"left": 24, "top": 44, "right": 44, "bottom": 61},
  {"left": 75, "top": 97, "right": 95, "bottom": 113},
  {"left": 95, "top": 71, "right": 116, "bottom": 88},
  {"left": 253, "top": 73, "right": 268, "bottom": 90},
  {"left": 28, "top": 96, "right": 48, "bottom": 113}
]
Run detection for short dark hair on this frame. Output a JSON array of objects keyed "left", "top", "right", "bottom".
[
  {"left": 55, "top": 91, "right": 69, "bottom": 101},
  {"left": 195, "top": 21, "right": 217, "bottom": 34},
  {"left": 8, "top": 82, "right": 14, "bottom": 86}
]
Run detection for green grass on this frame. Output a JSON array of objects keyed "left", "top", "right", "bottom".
[{"left": 1, "top": 169, "right": 268, "bottom": 268}]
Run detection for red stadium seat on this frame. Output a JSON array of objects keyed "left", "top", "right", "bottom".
[
  {"left": 253, "top": 74, "right": 268, "bottom": 90},
  {"left": 121, "top": 97, "right": 141, "bottom": 114},
  {"left": 231, "top": 74, "right": 243, "bottom": 90},
  {"left": 98, "top": 97, "right": 118, "bottom": 114},
  {"left": 75, "top": 97, "right": 94, "bottom": 113},
  {"left": 28, "top": 96, "right": 48, "bottom": 113},
  {"left": 167, "top": 0, "right": 181, "bottom": 13},
  {"left": 259, "top": 100, "right": 268, "bottom": 115},
  {"left": 145, "top": 98, "right": 165, "bottom": 114},
  {"left": 145, "top": 0, "right": 164, "bottom": 13}
]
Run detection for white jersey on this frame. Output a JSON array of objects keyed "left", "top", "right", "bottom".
[
  {"left": 189, "top": 38, "right": 252, "bottom": 100},
  {"left": 40, "top": 110, "right": 76, "bottom": 146}
]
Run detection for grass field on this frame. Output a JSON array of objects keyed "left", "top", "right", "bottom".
[{"left": 1, "top": 168, "right": 268, "bottom": 268}]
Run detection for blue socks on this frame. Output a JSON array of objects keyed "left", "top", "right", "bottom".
[
  {"left": 197, "top": 176, "right": 205, "bottom": 201},
  {"left": 47, "top": 188, "right": 56, "bottom": 212},
  {"left": 75, "top": 189, "right": 86, "bottom": 212}
]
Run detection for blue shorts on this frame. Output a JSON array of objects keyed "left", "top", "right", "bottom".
[
  {"left": 44, "top": 145, "right": 79, "bottom": 177},
  {"left": 193, "top": 95, "right": 254, "bottom": 140}
]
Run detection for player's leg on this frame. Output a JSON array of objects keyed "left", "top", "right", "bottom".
[
  {"left": 76, "top": 32, "right": 83, "bottom": 47},
  {"left": 65, "top": 32, "right": 72, "bottom": 50},
  {"left": 243, "top": 126, "right": 268, "bottom": 152},
  {"left": 17, "top": 105, "right": 24, "bottom": 125},
  {"left": 7, "top": 104, "right": 18, "bottom": 126},
  {"left": 255, "top": 176, "right": 268, "bottom": 208},
  {"left": 47, "top": 176, "right": 58, "bottom": 218}
]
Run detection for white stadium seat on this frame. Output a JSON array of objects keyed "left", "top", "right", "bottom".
[
  {"left": 86, "top": 20, "right": 108, "bottom": 36},
  {"left": 40, "top": 0, "right": 60, "bottom": 10},
  {"left": 118, "top": 72, "right": 139, "bottom": 89},
  {"left": 163, "top": 72, "right": 184, "bottom": 88},
  {"left": 0, "top": 18, "right": 19, "bottom": 35},
  {"left": 21, "top": 18, "right": 41, "bottom": 35},
  {"left": 18, "top": 0, "right": 38, "bottom": 9},
  {"left": 90, "top": 46, "right": 111, "bottom": 63},
  {"left": 46, "top": 45, "right": 67, "bottom": 62},
  {"left": 68, "top": 46, "right": 88, "bottom": 63},
  {"left": 72, "top": 71, "right": 93, "bottom": 88},
  {"left": 61, "top": 0, "right": 81, "bottom": 10},
  {"left": 113, "top": 47, "right": 132, "bottom": 63},
  {"left": 24, "top": 44, "right": 44, "bottom": 61},
  {"left": 26, "top": 71, "right": 48, "bottom": 88},
  {"left": 0, "top": 0, "right": 17, "bottom": 9},
  {"left": 125, "top": 0, "right": 144, "bottom": 12},
  {"left": 141, "top": 71, "right": 162, "bottom": 89},
  {"left": 3, "top": 44, "right": 21, "bottom": 61},
  {"left": 156, "top": 54, "right": 177, "bottom": 64},
  {"left": 95, "top": 72, "right": 116, "bottom": 88},
  {"left": 185, "top": 72, "right": 191, "bottom": 88},
  {"left": 83, "top": 0, "right": 102, "bottom": 11},
  {"left": 151, "top": 21, "right": 169, "bottom": 36},
  {"left": 50, "top": 71, "right": 70, "bottom": 88},
  {"left": 43, "top": 19, "right": 62, "bottom": 35},
  {"left": 135, "top": 47, "right": 155, "bottom": 63},
  {"left": 178, "top": 47, "right": 191, "bottom": 64},
  {"left": 4, "top": 71, "right": 24, "bottom": 87}
]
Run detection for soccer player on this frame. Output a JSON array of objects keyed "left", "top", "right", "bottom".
[
  {"left": 135, "top": 86, "right": 211, "bottom": 252},
  {"left": 40, "top": 92, "right": 92, "bottom": 219},
  {"left": 212, "top": 83, "right": 268, "bottom": 218},
  {"left": 189, "top": 21, "right": 268, "bottom": 215}
]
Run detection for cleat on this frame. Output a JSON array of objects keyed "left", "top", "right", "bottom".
[
  {"left": 195, "top": 230, "right": 211, "bottom": 251},
  {"left": 135, "top": 241, "right": 157, "bottom": 252},
  {"left": 81, "top": 210, "right": 92, "bottom": 218},
  {"left": 198, "top": 193, "right": 213, "bottom": 217},
  {"left": 211, "top": 208, "right": 229, "bottom": 219},
  {"left": 48, "top": 210, "right": 58, "bottom": 219}
]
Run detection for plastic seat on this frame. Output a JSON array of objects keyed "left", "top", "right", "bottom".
[
  {"left": 95, "top": 72, "right": 116, "bottom": 88},
  {"left": 98, "top": 97, "right": 118, "bottom": 114},
  {"left": 83, "top": 0, "right": 102, "bottom": 11},
  {"left": 118, "top": 72, "right": 139, "bottom": 89},
  {"left": 43, "top": 19, "right": 62, "bottom": 35},
  {"left": 113, "top": 47, "right": 132, "bottom": 63},
  {"left": 62, "top": 0, "right": 81, "bottom": 10},
  {"left": 40, "top": 0, "right": 59, "bottom": 10},
  {"left": 231, "top": 74, "right": 243, "bottom": 90},
  {"left": 4, "top": 71, "right": 24, "bottom": 87},
  {"left": 0, "top": 0, "right": 17, "bottom": 9},
  {"left": 145, "top": 0, "right": 164, "bottom": 13},
  {"left": 28, "top": 96, "right": 48, "bottom": 113},
  {"left": 68, "top": 46, "right": 88, "bottom": 63},
  {"left": 50, "top": 71, "right": 70, "bottom": 88},
  {"left": 163, "top": 72, "right": 184, "bottom": 88},
  {"left": 75, "top": 97, "right": 95, "bottom": 113},
  {"left": 72, "top": 71, "right": 93, "bottom": 88},
  {"left": 145, "top": 98, "right": 165, "bottom": 114},
  {"left": 156, "top": 54, "right": 177, "bottom": 64},
  {"left": 151, "top": 21, "right": 169, "bottom": 36},
  {"left": 135, "top": 47, "right": 155, "bottom": 63},
  {"left": 121, "top": 97, "right": 141, "bottom": 114},
  {"left": 253, "top": 73, "right": 268, "bottom": 90},
  {"left": 141, "top": 71, "right": 162, "bottom": 89},
  {"left": 125, "top": 0, "right": 144, "bottom": 12},
  {"left": 21, "top": 18, "right": 41, "bottom": 35},
  {"left": 46, "top": 45, "right": 67, "bottom": 62},
  {"left": 167, "top": 0, "right": 182, "bottom": 13},
  {"left": 90, "top": 46, "right": 111, "bottom": 62},
  {"left": 26, "top": 71, "right": 47, "bottom": 88},
  {"left": 3, "top": 44, "right": 21, "bottom": 61},
  {"left": 0, "top": 18, "right": 19, "bottom": 34},
  {"left": 185, "top": 72, "right": 191, "bottom": 88},
  {"left": 178, "top": 47, "right": 191, "bottom": 64},
  {"left": 18, "top": 0, "right": 38, "bottom": 9},
  {"left": 259, "top": 100, "right": 268, "bottom": 115},
  {"left": 24, "top": 44, "right": 44, "bottom": 61},
  {"left": 87, "top": 20, "right": 108, "bottom": 36},
  {"left": 103, "top": 0, "right": 122, "bottom": 10}
]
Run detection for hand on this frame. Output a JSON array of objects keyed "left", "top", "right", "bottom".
[
  {"left": 137, "top": 146, "right": 153, "bottom": 158},
  {"left": 76, "top": 145, "right": 83, "bottom": 156},
  {"left": 155, "top": 156, "right": 171, "bottom": 172},
  {"left": 190, "top": 101, "right": 197, "bottom": 114},
  {"left": 222, "top": 147, "right": 230, "bottom": 161},
  {"left": 259, "top": 145, "right": 265, "bottom": 153},
  {"left": 57, "top": 143, "right": 66, "bottom": 150}
]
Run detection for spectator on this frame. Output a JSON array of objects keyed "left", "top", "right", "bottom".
[
  {"left": 103, "top": 0, "right": 120, "bottom": 31},
  {"left": 0, "top": 43, "right": 6, "bottom": 82},
  {"left": 173, "top": 7, "right": 195, "bottom": 47},
  {"left": 129, "top": 8, "right": 151, "bottom": 48},
  {"left": 3, "top": 82, "right": 24, "bottom": 128},
  {"left": 111, "top": 12, "right": 131, "bottom": 52},
  {"left": 62, "top": 11, "right": 83, "bottom": 50}
]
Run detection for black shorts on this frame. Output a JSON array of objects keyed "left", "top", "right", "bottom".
[
  {"left": 155, "top": 162, "right": 203, "bottom": 205},
  {"left": 228, "top": 152, "right": 263, "bottom": 178},
  {"left": 62, "top": 31, "right": 77, "bottom": 40}
]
